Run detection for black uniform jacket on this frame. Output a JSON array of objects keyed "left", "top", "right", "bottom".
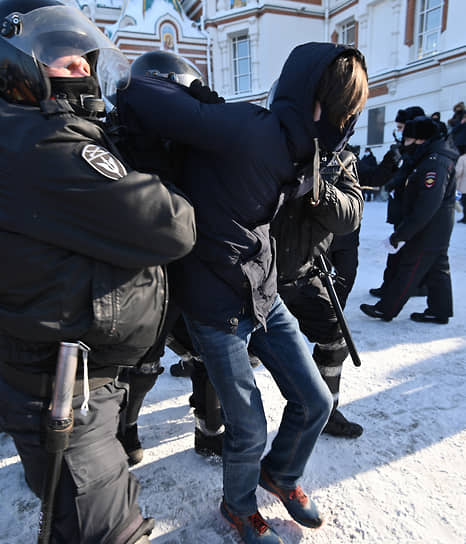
[
  {"left": 393, "top": 137, "right": 458, "bottom": 251},
  {"left": 272, "top": 150, "right": 363, "bottom": 284},
  {"left": 0, "top": 98, "right": 195, "bottom": 370},
  {"left": 118, "top": 42, "right": 354, "bottom": 332}
]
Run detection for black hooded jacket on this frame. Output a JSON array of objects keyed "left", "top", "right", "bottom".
[
  {"left": 118, "top": 42, "right": 362, "bottom": 331},
  {"left": 0, "top": 98, "right": 196, "bottom": 370}
]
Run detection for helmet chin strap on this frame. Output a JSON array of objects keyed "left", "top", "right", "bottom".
[{"left": 49, "top": 76, "right": 105, "bottom": 117}]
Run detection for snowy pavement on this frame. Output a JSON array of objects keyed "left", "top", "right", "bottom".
[{"left": 1, "top": 201, "right": 465, "bottom": 543}]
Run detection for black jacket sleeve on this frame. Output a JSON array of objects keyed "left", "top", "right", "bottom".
[
  {"left": 118, "top": 76, "right": 254, "bottom": 154},
  {"left": 309, "top": 151, "right": 364, "bottom": 235},
  {"left": 2, "top": 111, "right": 196, "bottom": 269}
]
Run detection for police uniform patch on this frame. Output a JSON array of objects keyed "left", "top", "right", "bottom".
[
  {"left": 424, "top": 171, "right": 437, "bottom": 188},
  {"left": 82, "top": 144, "right": 127, "bottom": 180}
]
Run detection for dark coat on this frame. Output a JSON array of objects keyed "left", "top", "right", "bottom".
[
  {"left": 451, "top": 122, "right": 466, "bottom": 150},
  {"left": 393, "top": 137, "right": 459, "bottom": 251},
  {"left": 0, "top": 98, "right": 195, "bottom": 370},
  {"left": 118, "top": 42, "right": 355, "bottom": 332}
]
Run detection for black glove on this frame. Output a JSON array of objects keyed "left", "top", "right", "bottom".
[
  {"left": 188, "top": 79, "right": 225, "bottom": 104},
  {"left": 389, "top": 232, "right": 399, "bottom": 248},
  {"left": 381, "top": 145, "right": 401, "bottom": 171},
  {"left": 384, "top": 178, "right": 398, "bottom": 193}
]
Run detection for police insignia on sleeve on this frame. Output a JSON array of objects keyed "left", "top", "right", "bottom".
[
  {"left": 82, "top": 144, "right": 127, "bottom": 180},
  {"left": 424, "top": 171, "right": 437, "bottom": 188}
]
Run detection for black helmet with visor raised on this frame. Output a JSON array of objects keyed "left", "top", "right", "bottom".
[{"left": 0, "top": 0, "right": 130, "bottom": 106}]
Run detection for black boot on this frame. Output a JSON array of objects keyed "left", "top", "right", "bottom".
[
  {"left": 410, "top": 310, "right": 448, "bottom": 324},
  {"left": 118, "top": 423, "right": 144, "bottom": 466},
  {"left": 360, "top": 303, "right": 392, "bottom": 321},
  {"left": 170, "top": 357, "right": 195, "bottom": 377},
  {"left": 369, "top": 286, "right": 383, "bottom": 297},
  {"left": 194, "top": 416, "right": 224, "bottom": 457},
  {"left": 322, "top": 410, "right": 363, "bottom": 439},
  {"left": 194, "top": 428, "right": 223, "bottom": 457}
]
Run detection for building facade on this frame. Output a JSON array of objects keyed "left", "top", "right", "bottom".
[{"left": 76, "top": 0, "right": 466, "bottom": 156}]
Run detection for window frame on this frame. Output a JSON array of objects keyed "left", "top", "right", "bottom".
[
  {"left": 231, "top": 34, "right": 252, "bottom": 95},
  {"left": 416, "top": 0, "right": 444, "bottom": 59},
  {"left": 367, "top": 106, "right": 386, "bottom": 147},
  {"left": 340, "top": 19, "right": 356, "bottom": 47}
]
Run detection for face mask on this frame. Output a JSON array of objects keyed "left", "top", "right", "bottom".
[
  {"left": 315, "top": 108, "right": 360, "bottom": 153},
  {"left": 49, "top": 76, "right": 102, "bottom": 115},
  {"left": 393, "top": 129, "right": 403, "bottom": 143},
  {"left": 401, "top": 142, "right": 417, "bottom": 156}
]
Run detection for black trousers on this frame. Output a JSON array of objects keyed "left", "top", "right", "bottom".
[
  {"left": 375, "top": 246, "right": 453, "bottom": 319},
  {"left": 0, "top": 376, "right": 143, "bottom": 544},
  {"left": 279, "top": 277, "right": 349, "bottom": 413}
]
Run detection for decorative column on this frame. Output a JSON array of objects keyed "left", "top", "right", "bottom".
[
  {"left": 390, "top": 0, "right": 402, "bottom": 67},
  {"left": 218, "top": 33, "right": 230, "bottom": 96},
  {"left": 248, "top": 18, "right": 259, "bottom": 93}
]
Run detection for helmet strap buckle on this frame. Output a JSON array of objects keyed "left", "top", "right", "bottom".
[{"left": 1, "top": 13, "right": 22, "bottom": 38}]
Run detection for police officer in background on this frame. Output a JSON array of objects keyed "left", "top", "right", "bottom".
[
  {"left": 0, "top": 1, "right": 196, "bottom": 542},
  {"left": 360, "top": 116, "right": 458, "bottom": 323},
  {"left": 367, "top": 106, "right": 426, "bottom": 298}
]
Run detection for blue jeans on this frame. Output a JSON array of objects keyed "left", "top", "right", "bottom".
[{"left": 185, "top": 295, "right": 332, "bottom": 515}]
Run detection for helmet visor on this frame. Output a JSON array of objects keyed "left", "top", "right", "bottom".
[
  {"left": 2, "top": 5, "right": 130, "bottom": 103},
  {"left": 266, "top": 79, "right": 278, "bottom": 110}
]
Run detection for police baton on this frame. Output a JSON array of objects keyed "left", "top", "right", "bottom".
[
  {"left": 38, "top": 341, "right": 88, "bottom": 544},
  {"left": 316, "top": 254, "right": 361, "bottom": 367}
]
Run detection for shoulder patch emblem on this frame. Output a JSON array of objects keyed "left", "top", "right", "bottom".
[
  {"left": 82, "top": 144, "right": 127, "bottom": 180},
  {"left": 424, "top": 171, "right": 437, "bottom": 188}
]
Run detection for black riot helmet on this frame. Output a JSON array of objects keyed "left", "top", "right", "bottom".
[
  {"left": 130, "top": 50, "right": 205, "bottom": 87},
  {"left": 0, "top": 0, "right": 130, "bottom": 107}
]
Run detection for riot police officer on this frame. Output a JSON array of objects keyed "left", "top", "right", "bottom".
[
  {"left": 113, "top": 50, "right": 225, "bottom": 464},
  {"left": 0, "top": 1, "right": 195, "bottom": 541}
]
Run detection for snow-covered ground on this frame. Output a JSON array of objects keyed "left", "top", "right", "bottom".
[{"left": 1, "top": 201, "right": 465, "bottom": 543}]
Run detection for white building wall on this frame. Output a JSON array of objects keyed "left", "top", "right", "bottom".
[
  {"left": 349, "top": 0, "right": 466, "bottom": 158},
  {"left": 205, "top": 0, "right": 465, "bottom": 156},
  {"left": 206, "top": 3, "right": 325, "bottom": 101},
  {"left": 257, "top": 15, "right": 325, "bottom": 88},
  {"left": 84, "top": 0, "right": 465, "bottom": 159}
]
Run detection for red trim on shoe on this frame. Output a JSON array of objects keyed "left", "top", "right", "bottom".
[
  {"left": 288, "top": 486, "right": 309, "bottom": 507},
  {"left": 221, "top": 501, "right": 270, "bottom": 537}
]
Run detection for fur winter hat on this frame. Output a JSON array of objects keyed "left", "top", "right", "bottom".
[
  {"left": 402, "top": 120, "right": 416, "bottom": 140},
  {"left": 395, "top": 106, "right": 425, "bottom": 124},
  {"left": 413, "top": 116, "right": 439, "bottom": 140}
]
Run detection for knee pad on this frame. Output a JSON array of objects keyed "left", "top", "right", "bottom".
[
  {"left": 313, "top": 338, "right": 349, "bottom": 367},
  {"left": 314, "top": 338, "right": 347, "bottom": 410}
]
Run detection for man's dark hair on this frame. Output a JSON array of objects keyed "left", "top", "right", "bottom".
[{"left": 316, "top": 53, "right": 368, "bottom": 130}]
